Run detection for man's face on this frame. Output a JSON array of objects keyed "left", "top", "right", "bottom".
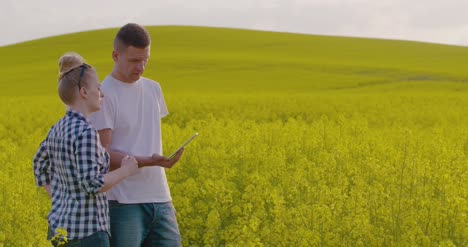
[{"left": 114, "top": 45, "right": 150, "bottom": 83}]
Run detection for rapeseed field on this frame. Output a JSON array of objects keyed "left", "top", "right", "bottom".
[{"left": 0, "top": 26, "right": 466, "bottom": 246}]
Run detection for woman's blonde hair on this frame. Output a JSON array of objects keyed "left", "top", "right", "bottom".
[{"left": 57, "top": 52, "right": 92, "bottom": 104}]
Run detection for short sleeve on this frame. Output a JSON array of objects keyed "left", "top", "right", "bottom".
[{"left": 155, "top": 83, "right": 169, "bottom": 118}]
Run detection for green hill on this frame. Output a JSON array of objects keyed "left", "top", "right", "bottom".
[{"left": 1, "top": 26, "right": 468, "bottom": 97}]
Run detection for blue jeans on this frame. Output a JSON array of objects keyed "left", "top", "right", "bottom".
[
  {"left": 108, "top": 201, "right": 181, "bottom": 247},
  {"left": 48, "top": 228, "right": 109, "bottom": 247}
]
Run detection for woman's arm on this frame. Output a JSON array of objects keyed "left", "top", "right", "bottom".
[
  {"left": 75, "top": 128, "right": 138, "bottom": 196},
  {"left": 33, "top": 140, "right": 52, "bottom": 192},
  {"left": 101, "top": 155, "right": 138, "bottom": 192}
]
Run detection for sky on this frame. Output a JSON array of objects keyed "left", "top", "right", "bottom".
[{"left": 2, "top": 0, "right": 468, "bottom": 47}]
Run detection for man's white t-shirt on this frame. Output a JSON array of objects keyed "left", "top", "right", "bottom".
[{"left": 90, "top": 75, "right": 171, "bottom": 203}]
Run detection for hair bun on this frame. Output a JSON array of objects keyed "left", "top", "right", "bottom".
[{"left": 58, "top": 52, "right": 85, "bottom": 79}]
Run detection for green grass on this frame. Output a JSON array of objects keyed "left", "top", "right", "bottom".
[{"left": 2, "top": 25, "right": 468, "bottom": 97}]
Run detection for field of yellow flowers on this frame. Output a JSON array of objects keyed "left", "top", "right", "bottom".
[{"left": 0, "top": 26, "right": 467, "bottom": 246}]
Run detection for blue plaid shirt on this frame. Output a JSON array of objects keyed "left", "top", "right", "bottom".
[{"left": 33, "top": 110, "right": 110, "bottom": 240}]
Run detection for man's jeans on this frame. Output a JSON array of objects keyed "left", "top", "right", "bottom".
[{"left": 108, "top": 201, "right": 181, "bottom": 247}]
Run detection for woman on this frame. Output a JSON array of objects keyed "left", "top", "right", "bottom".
[{"left": 33, "top": 52, "right": 139, "bottom": 246}]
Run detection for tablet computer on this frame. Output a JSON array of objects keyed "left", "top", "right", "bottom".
[{"left": 167, "top": 133, "right": 199, "bottom": 160}]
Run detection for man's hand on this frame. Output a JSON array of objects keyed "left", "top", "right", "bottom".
[{"left": 143, "top": 149, "right": 184, "bottom": 168}]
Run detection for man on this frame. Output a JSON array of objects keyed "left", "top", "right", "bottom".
[{"left": 90, "top": 23, "right": 184, "bottom": 247}]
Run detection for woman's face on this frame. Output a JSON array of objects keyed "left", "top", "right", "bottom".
[{"left": 83, "top": 70, "right": 104, "bottom": 113}]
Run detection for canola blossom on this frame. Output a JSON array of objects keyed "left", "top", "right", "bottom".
[{"left": 0, "top": 26, "right": 467, "bottom": 246}]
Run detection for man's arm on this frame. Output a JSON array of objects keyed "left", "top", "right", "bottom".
[{"left": 98, "top": 128, "right": 184, "bottom": 171}]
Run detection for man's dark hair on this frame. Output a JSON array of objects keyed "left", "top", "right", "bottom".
[{"left": 114, "top": 23, "right": 151, "bottom": 51}]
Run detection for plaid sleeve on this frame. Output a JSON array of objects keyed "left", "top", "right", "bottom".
[
  {"left": 33, "top": 140, "right": 51, "bottom": 187},
  {"left": 75, "top": 127, "right": 105, "bottom": 197}
]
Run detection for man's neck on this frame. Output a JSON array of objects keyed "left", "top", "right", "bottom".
[{"left": 111, "top": 69, "right": 135, "bottom": 84}]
